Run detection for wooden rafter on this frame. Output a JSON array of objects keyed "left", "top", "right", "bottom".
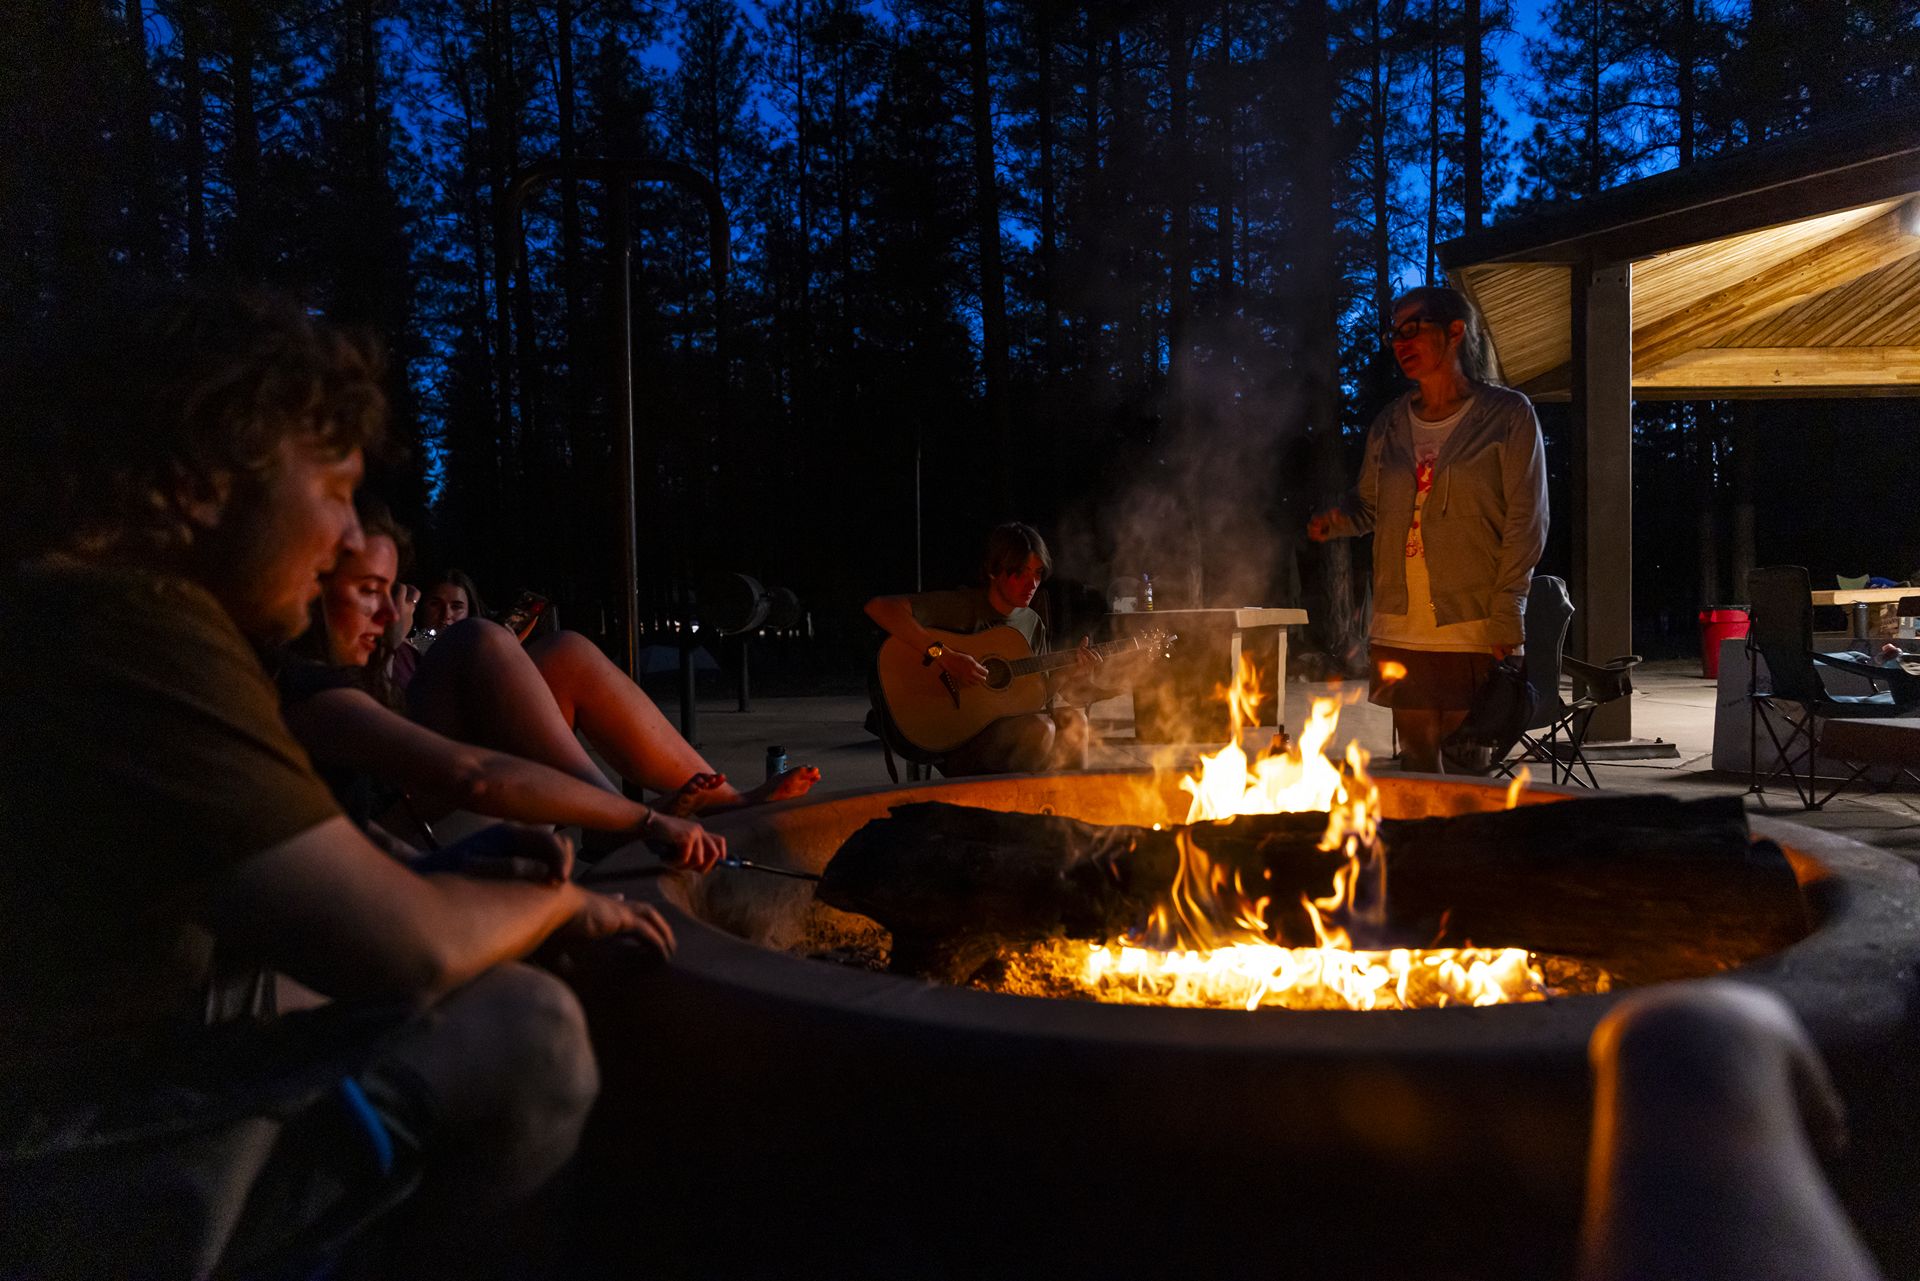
[
  {"left": 1632, "top": 201, "right": 1920, "bottom": 374},
  {"left": 1635, "top": 346, "right": 1920, "bottom": 389}
]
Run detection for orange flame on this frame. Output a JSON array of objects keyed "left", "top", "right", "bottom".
[{"left": 1079, "top": 655, "right": 1543, "bottom": 1011}]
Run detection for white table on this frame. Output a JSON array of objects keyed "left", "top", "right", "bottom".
[{"left": 1113, "top": 607, "right": 1310, "bottom": 743}]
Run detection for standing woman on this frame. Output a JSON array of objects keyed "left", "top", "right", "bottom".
[{"left": 1308, "top": 285, "right": 1548, "bottom": 772}]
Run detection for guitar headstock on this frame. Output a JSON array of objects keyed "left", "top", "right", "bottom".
[{"left": 1137, "top": 628, "right": 1176, "bottom": 658}]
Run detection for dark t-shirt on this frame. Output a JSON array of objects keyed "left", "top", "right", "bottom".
[
  {"left": 269, "top": 656, "right": 394, "bottom": 830},
  {"left": 908, "top": 586, "right": 1048, "bottom": 653},
  {"left": 0, "top": 561, "right": 341, "bottom": 1093}
]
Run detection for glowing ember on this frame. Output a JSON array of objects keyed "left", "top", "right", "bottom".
[{"left": 1081, "top": 657, "right": 1552, "bottom": 1011}]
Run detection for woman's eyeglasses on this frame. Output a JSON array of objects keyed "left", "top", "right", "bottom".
[{"left": 1384, "top": 314, "right": 1438, "bottom": 343}]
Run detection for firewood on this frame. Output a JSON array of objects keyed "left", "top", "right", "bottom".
[{"left": 817, "top": 795, "right": 1804, "bottom": 986}]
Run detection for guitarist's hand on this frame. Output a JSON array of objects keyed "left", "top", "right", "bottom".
[
  {"left": 938, "top": 648, "right": 991, "bottom": 687},
  {"left": 1073, "top": 635, "right": 1102, "bottom": 674}
]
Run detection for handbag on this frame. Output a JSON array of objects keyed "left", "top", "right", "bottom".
[{"left": 1440, "top": 655, "right": 1537, "bottom": 774}]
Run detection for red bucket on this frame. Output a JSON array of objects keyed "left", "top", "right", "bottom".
[{"left": 1698, "top": 607, "right": 1750, "bottom": 679}]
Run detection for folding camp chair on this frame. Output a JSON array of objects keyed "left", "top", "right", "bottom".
[
  {"left": 866, "top": 668, "right": 937, "bottom": 783},
  {"left": 1746, "top": 565, "right": 1920, "bottom": 809},
  {"left": 1500, "top": 574, "right": 1642, "bottom": 788}
]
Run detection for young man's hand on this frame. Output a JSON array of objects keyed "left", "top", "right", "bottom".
[
  {"left": 937, "top": 648, "right": 991, "bottom": 687},
  {"left": 554, "top": 889, "right": 676, "bottom": 961}
]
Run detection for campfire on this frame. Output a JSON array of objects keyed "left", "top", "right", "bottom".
[{"left": 984, "top": 664, "right": 1576, "bottom": 1011}]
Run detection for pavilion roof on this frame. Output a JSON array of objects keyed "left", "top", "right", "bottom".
[{"left": 1437, "top": 110, "right": 1920, "bottom": 400}]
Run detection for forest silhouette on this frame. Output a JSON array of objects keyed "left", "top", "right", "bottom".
[{"left": 8, "top": 0, "right": 1920, "bottom": 681}]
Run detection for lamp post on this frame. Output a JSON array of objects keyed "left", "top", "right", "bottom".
[{"left": 502, "top": 158, "right": 731, "bottom": 684}]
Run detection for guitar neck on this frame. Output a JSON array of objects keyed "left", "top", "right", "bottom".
[{"left": 1006, "top": 635, "right": 1148, "bottom": 679}]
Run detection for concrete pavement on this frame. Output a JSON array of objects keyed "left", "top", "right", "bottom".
[{"left": 650, "top": 658, "right": 1920, "bottom": 865}]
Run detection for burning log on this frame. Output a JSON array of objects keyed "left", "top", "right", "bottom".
[
  {"left": 817, "top": 795, "right": 1805, "bottom": 986},
  {"left": 816, "top": 803, "right": 1163, "bottom": 982}
]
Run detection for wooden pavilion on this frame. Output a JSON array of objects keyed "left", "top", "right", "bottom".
[{"left": 1439, "top": 110, "right": 1920, "bottom": 738}]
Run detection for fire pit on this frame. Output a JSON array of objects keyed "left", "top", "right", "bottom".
[{"left": 574, "top": 769, "right": 1920, "bottom": 1280}]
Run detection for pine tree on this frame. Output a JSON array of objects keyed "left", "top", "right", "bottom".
[{"left": 1517, "top": 0, "right": 1649, "bottom": 203}]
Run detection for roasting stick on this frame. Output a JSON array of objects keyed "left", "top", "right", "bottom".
[
  {"left": 719, "top": 856, "right": 822, "bottom": 882},
  {"left": 578, "top": 856, "right": 821, "bottom": 884}
]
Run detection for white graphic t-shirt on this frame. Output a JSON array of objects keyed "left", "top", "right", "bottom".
[{"left": 1370, "top": 396, "right": 1503, "bottom": 653}]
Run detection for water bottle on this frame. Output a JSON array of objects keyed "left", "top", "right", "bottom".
[
  {"left": 1141, "top": 572, "right": 1155, "bottom": 612},
  {"left": 765, "top": 745, "right": 789, "bottom": 779}
]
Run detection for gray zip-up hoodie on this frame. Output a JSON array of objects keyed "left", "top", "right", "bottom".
[{"left": 1322, "top": 383, "right": 1549, "bottom": 648}]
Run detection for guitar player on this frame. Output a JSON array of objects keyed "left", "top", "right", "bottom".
[{"left": 865, "top": 522, "right": 1115, "bottom": 776}]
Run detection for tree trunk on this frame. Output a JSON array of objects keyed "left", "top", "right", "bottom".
[
  {"left": 1036, "top": 1, "right": 1059, "bottom": 384},
  {"left": 1080, "top": 32, "right": 1103, "bottom": 373},
  {"left": 1676, "top": 0, "right": 1696, "bottom": 165},
  {"left": 833, "top": 22, "right": 853, "bottom": 385},
  {"left": 1213, "top": 2, "right": 1236, "bottom": 302},
  {"left": 484, "top": 0, "right": 521, "bottom": 559},
  {"left": 968, "top": 0, "right": 1011, "bottom": 516},
  {"left": 1166, "top": 3, "right": 1191, "bottom": 412},
  {"left": 1295, "top": 0, "right": 1359, "bottom": 671},
  {"left": 1461, "top": 0, "right": 1483, "bottom": 232},
  {"left": 1428, "top": 0, "right": 1443, "bottom": 282},
  {"left": 557, "top": 0, "right": 583, "bottom": 429},
  {"left": 122, "top": 0, "right": 163, "bottom": 268},
  {"left": 1372, "top": 0, "right": 1393, "bottom": 323},
  {"left": 222, "top": 0, "right": 261, "bottom": 273},
  {"left": 1584, "top": 0, "right": 1602, "bottom": 195},
  {"left": 181, "top": 0, "right": 208, "bottom": 268}
]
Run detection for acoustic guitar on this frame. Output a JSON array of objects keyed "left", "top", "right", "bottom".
[{"left": 874, "top": 625, "right": 1172, "bottom": 755}]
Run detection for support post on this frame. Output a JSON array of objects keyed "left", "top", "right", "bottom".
[
  {"left": 611, "top": 184, "right": 640, "bottom": 680},
  {"left": 502, "top": 156, "right": 731, "bottom": 683},
  {"left": 679, "top": 639, "right": 699, "bottom": 747},
  {"left": 1570, "top": 258, "right": 1635, "bottom": 741},
  {"left": 736, "top": 636, "right": 751, "bottom": 713}
]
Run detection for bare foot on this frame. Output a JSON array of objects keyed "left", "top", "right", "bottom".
[
  {"left": 663, "top": 766, "right": 821, "bottom": 816},
  {"left": 662, "top": 771, "right": 727, "bottom": 818},
  {"left": 739, "top": 766, "right": 821, "bottom": 807}
]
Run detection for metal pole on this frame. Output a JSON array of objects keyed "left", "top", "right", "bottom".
[
  {"left": 503, "top": 157, "right": 731, "bottom": 685},
  {"left": 679, "top": 637, "right": 699, "bottom": 746},
  {"left": 611, "top": 184, "right": 640, "bottom": 679},
  {"left": 736, "top": 636, "right": 751, "bottom": 712},
  {"left": 914, "top": 428, "right": 924, "bottom": 592}
]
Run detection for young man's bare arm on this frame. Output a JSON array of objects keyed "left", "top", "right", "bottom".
[
  {"left": 201, "top": 815, "right": 670, "bottom": 1002},
  {"left": 865, "top": 595, "right": 989, "bottom": 687},
  {"left": 864, "top": 595, "right": 938, "bottom": 650}
]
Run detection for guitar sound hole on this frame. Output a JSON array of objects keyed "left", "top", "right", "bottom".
[{"left": 981, "top": 658, "right": 1013, "bottom": 690}]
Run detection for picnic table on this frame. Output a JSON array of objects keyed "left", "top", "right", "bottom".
[{"left": 1809, "top": 586, "right": 1911, "bottom": 644}]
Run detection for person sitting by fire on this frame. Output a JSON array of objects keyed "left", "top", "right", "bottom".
[
  {"left": 0, "top": 283, "right": 671, "bottom": 1279},
  {"left": 369, "top": 549, "right": 817, "bottom": 822},
  {"left": 865, "top": 522, "right": 1132, "bottom": 777},
  {"left": 1307, "top": 284, "right": 1548, "bottom": 773},
  {"left": 271, "top": 495, "right": 731, "bottom": 869}
]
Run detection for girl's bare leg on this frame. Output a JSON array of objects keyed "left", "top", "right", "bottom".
[
  {"left": 1391, "top": 709, "right": 1467, "bottom": 772},
  {"left": 526, "top": 631, "right": 719, "bottom": 797},
  {"left": 408, "top": 620, "right": 617, "bottom": 794}
]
